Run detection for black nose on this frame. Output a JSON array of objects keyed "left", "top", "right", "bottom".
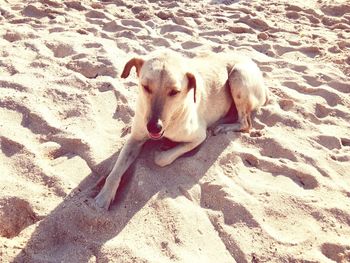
[{"left": 147, "top": 119, "right": 163, "bottom": 134}]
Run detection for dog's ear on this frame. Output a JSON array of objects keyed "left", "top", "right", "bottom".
[
  {"left": 121, "top": 58, "right": 144, "bottom": 78},
  {"left": 186, "top": 72, "right": 196, "bottom": 103}
]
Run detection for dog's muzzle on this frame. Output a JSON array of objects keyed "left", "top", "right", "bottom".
[{"left": 147, "top": 119, "right": 164, "bottom": 140}]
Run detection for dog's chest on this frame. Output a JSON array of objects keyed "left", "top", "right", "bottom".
[{"left": 164, "top": 115, "right": 200, "bottom": 142}]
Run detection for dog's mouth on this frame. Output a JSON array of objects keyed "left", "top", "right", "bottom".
[{"left": 149, "top": 131, "right": 164, "bottom": 140}]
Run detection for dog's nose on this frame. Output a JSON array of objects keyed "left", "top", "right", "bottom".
[{"left": 147, "top": 119, "right": 163, "bottom": 134}]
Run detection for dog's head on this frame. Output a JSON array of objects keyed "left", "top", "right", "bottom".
[{"left": 121, "top": 51, "right": 196, "bottom": 140}]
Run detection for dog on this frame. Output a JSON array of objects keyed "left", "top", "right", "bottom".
[{"left": 95, "top": 50, "right": 268, "bottom": 209}]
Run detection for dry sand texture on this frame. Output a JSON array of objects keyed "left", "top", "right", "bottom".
[{"left": 1, "top": 0, "right": 350, "bottom": 262}]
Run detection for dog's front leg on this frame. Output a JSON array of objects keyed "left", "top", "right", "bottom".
[
  {"left": 95, "top": 137, "right": 145, "bottom": 209},
  {"left": 154, "top": 131, "right": 206, "bottom": 167}
]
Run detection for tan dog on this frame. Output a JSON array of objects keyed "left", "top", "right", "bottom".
[{"left": 95, "top": 50, "right": 268, "bottom": 209}]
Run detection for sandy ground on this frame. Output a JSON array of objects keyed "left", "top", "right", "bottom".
[{"left": 0, "top": 0, "right": 350, "bottom": 262}]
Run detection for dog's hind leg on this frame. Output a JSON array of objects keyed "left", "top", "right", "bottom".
[
  {"left": 212, "top": 110, "right": 251, "bottom": 134},
  {"left": 213, "top": 61, "right": 265, "bottom": 135},
  {"left": 213, "top": 67, "right": 253, "bottom": 134}
]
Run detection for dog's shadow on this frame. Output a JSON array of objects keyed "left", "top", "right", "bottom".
[{"left": 13, "top": 131, "right": 240, "bottom": 262}]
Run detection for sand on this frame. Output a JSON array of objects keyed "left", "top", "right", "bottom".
[{"left": 0, "top": 0, "right": 350, "bottom": 262}]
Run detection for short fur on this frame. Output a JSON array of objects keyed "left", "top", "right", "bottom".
[{"left": 95, "top": 50, "right": 268, "bottom": 209}]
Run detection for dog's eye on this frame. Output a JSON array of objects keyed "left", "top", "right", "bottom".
[
  {"left": 168, "top": 90, "right": 180, "bottom": 97},
  {"left": 143, "top": 85, "right": 152, "bottom": 94}
]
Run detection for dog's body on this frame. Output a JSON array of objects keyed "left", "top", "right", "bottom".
[{"left": 95, "top": 50, "right": 268, "bottom": 209}]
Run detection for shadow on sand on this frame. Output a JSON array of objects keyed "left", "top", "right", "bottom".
[{"left": 13, "top": 123, "right": 239, "bottom": 262}]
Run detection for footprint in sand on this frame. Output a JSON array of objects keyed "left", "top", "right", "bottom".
[
  {"left": 156, "top": 10, "right": 173, "bottom": 20},
  {"left": 285, "top": 7, "right": 321, "bottom": 25},
  {"left": 320, "top": 4, "right": 350, "bottom": 17},
  {"left": 49, "top": 27, "right": 65, "bottom": 33},
  {"left": 314, "top": 103, "right": 332, "bottom": 119},
  {"left": 286, "top": 11, "right": 300, "bottom": 20},
  {"left": 46, "top": 41, "right": 75, "bottom": 58},
  {"left": 313, "top": 135, "right": 342, "bottom": 151},
  {"left": 255, "top": 137, "right": 298, "bottom": 162},
  {"left": 175, "top": 9, "right": 200, "bottom": 19},
  {"left": 45, "top": 87, "right": 91, "bottom": 118},
  {"left": 259, "top": 65, "right": 273, "bottom": 72},
  {"left": 0, "top": 80, "right": 28, "bottom": 92},
  {"left": 252, "top": 43, "right": 275, "bottom": 57},
  {"left": 41, "top": 0, "right": 63, "bottom": 8},
  {"left": 200, "top": 182, "right": 259, "bottom": 227},
  {"left": 152, "top": 37, "right": 171, "bottom": 47},
  {"left": 0, "top": 136, "right": 25, "bottom": 157},
  {"left": 84, "top": 42, "right": 102, "bottom": 49},
  {"left": 312, "top": 88, "right": 342, "bottom": 107},
  {"left": 199, "top": 30, "right": 231, "bottom": 37},
  {"left": 258, "top": 107, "right": 304, "bottom": 129},
  {"left": 238, "top": 15, "right": 270, "bottom": 31},
  {"left": 228, "top": 24, "right": 255, "bottom": 34},
  {"left": 120, "top": 19, "right": 144, "bottom": 28},
  {"left": 274, "top": 44, "right": 322, "bottom": 58},
  {"left": 282, "top": 81, "right": 342, "bottom": 107},
  {"left": 160, "top": 23, "right": 194, "bottom": 36},
  {"left": 172, "top": 15, "right": 198, "bottom": 28},
  {"left": 0, "top": 197, "right": 39, "bottom": 238},
  {"left": 3, "top": 31, "right": 22, "bottom": 42},
  {"left": 114, "top": 103, "right": 134, "bottom": 124},
  {"left": 331, "top": 154, "right": 350, "bottom": 162},
  {"left": 66, "top": 56, "right": 117, "bottom": 79},
  {"left": 340, "top": 138, "right": 350, "bottom": 147},
  {"left": 0, "top": 97, "right": 60, "bottom": 135},
  {"left": 321, "top": 16, "right": 338, "bottom": 27},
  {"left": 9, "top": 17, "right": 34, "bottom": 25},
  {"left": 272, "top": 45, "right": 295, "bottom": 57},
  {"left": 85, "top": 10, "right": 108, "bottom": 19},
  {"left": 64, "top": 1, "right": 87, "bottom": 11},
  {"left": 22, "top": 4, "right": 50, "bottom": 19},
  {"left": 278, "top": 98, "right": 294, "bottom": 111},
  {"left": 321, "top": 243, "right": 350, "bottom": 263},
  {"left": 328, "top": 80, "right": 350, "bottom": 94},
  {"left": 257, "top": 158, "right": 319, "bottom": 189},
  {"left": 302, "top": 75, "right": 323, "bottom": 87},
  {"left": 219, "top": 144, "right": 318, "bottom": 190},
  {"left": 103, "top": 20, "right": 144, "bottom": 34},
  {"left": 298, "top": 46, "right": 322, "bottom": 58},
  {"left": 305, "top": 14, "right": 320, "bottom": 24},
  {"left": 181, "top": 41, "right": 203, "bottom": 50}
]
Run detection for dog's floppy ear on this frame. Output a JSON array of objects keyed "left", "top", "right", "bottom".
[
  {"left": 186, "top": 72, "right": 196, "bottom": 103},
  {"left": 121, "top": 58, "right": 144, "bottom": 78}
]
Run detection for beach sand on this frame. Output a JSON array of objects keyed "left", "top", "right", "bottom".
[{"left": 0, "top": 0, "right": 350, "bottom": 262}]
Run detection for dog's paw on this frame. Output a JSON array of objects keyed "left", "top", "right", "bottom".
[
  {"left": 212, "top": 125, "right": 227, "bottom": 135},
  {"left": 94, "top": 188, "right": 114, "bottom": 210},
  {"left": 212, "top": 123, "right": 245, "bottom": 135},
  {"left": 154, "top": 151, "right": 172, "bottom": 167}
]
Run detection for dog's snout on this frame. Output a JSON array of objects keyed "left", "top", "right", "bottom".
[{"left": 147, "top": 119, "right": 163, "bottom": 134}]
